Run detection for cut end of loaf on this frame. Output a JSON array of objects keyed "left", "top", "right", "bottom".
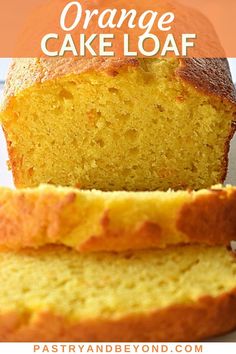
[{"left": 1, "top": 58, "right": 235, "bottom": 190}]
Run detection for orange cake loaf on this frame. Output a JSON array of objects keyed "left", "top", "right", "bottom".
[
  {"left": 1, "top": 245, "right": 236, "bottom": 342},
  {"left": 0, "top": 58, "right": 236, "bottom": 190},
  {"left": 0, "top": 184, "right": 235, "bottom": 252}
]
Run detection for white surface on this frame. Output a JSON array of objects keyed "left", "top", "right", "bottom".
[
  {"left": 0, "top": 81, "right": 14, "bottom": 187},
  {"left": 0, "top": 59, "right": 236, "bottom": 341},
  {"left": 0, "top": 58, "right": 10, "bottom": 81},
  {"left": 228, "top": 58, "right": 236, "bottom": 81}
]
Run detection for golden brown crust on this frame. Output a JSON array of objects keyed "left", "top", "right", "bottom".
[
  {"left": 1, "top": 288, "right": 236, "bottom": 341},
  {"left": 177, "top": 189, "right": 236, "bottom": 244},
  {"left": 178, "top": 58, "right": 236, "bottom": 106},
  {"left": 0, "top": 185, "right": 236, "bottom": 252},
  {"left": 1, "top": 58, "right": 139, "bottom": 110},
  {"left": 2, "top": 58, "right": 236, "bottom": 111},
  {"left": 0, "top": 187, "right": 168, "bottom": 252},
  {"left": 79, "top": 219, "right": 163, "bottom": 252},
  {"left": 177, "top": 187, "right": 236, "bottom": 245}
]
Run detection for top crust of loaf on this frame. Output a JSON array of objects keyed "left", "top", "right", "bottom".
[
  {"left": 2, "top": 58, "right": 236, "bottom": 111},
  {"left": 1, "top": 58, "right": 138, "bottom": 110},
  {"left": 178, "top": 58, "right": 236, "bottom": 106}
]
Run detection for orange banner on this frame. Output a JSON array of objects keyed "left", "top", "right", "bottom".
[{"left": 0, "top": 0, "right": 235, "bottom": 58}]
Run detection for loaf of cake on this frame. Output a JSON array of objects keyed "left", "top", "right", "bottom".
[
  {"left": 1, "top": 58, "right": 236, "bottom": 190},
  {"left": 0, "top": 184, "right": 235, "bottom": 252},
  {"left": 1, "top": 245, "right": 236, "bottom": 342}
]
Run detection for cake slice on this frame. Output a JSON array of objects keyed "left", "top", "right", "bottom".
[
  {"left": 0, "top": 184, "right": 235, "bottom": 252},
  {"left": 1, "top": 245, "right": 236, "bottom": 341},
  {"left": 1, "top": 58, "right": 236, "bottom": 190}
]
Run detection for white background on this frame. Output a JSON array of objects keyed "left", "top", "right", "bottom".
[{"left": 0, "top": 58, "right": 236, "bottom": 341}]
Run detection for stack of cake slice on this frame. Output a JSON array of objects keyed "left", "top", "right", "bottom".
[{"left": 0, "top": 58, "right": 236, "bottom": 341}]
